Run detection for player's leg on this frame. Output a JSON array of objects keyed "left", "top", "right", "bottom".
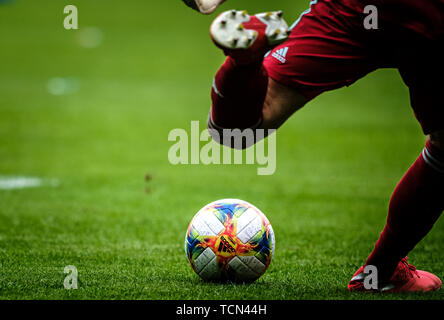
[
  {"left": 261, "top": 77, "right": 308, "bottom": 130},
  {"left": 207, "top": 10, "right": 307, "bottom": 148},
  {"left": 209, "top": 58, "right": 307, "bottom": 131},
  {"left": 350, "top": 131, "right": 444, "bottom": 292},
  {"left": 350, "top": 37, "right": 444, "bottom": 292},
  {"left": 207, "top": 3, "right": 379, "bottom": 148}
]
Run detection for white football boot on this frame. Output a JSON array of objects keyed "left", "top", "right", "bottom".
[{"left": 209, "top": 10, "right": 290, "bottom": 64}]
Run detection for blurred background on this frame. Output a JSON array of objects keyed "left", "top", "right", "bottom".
[{"left": 0, "top": 0, "right": 441, "bottom": 299}]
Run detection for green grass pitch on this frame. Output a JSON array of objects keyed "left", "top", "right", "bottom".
[{"left": 0, "top": 0, "right": 442, "bottom": 300}]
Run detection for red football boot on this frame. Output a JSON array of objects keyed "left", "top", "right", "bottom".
[
  {"left": 348, "top": 257, "right": 442, "bottom": 293},
  {"left": 210, "top": 10, "right": 290, "bottom": 65}
]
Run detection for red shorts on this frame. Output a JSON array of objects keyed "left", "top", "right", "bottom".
[{"left": 263, "top": 0, "right": 444, "bottom": 134}]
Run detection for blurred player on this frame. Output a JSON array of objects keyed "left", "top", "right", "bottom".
[{"left": 183, "top": 0, "right": 444, "bottom": 292}]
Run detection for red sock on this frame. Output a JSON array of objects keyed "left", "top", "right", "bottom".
[
  {"left": 366, "top": 139, "right": 444, "bottom": 281},
  {"left": 207, "top": 56, "right": 268, "bottom": 131}
]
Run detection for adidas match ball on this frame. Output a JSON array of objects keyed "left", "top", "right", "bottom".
[{"left": 185, "top": 199, "right": 275, "bottom": 282}]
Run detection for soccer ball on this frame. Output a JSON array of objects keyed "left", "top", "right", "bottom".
[{"left": 185, "top": 199, "right": 275, "bottom": 282}]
